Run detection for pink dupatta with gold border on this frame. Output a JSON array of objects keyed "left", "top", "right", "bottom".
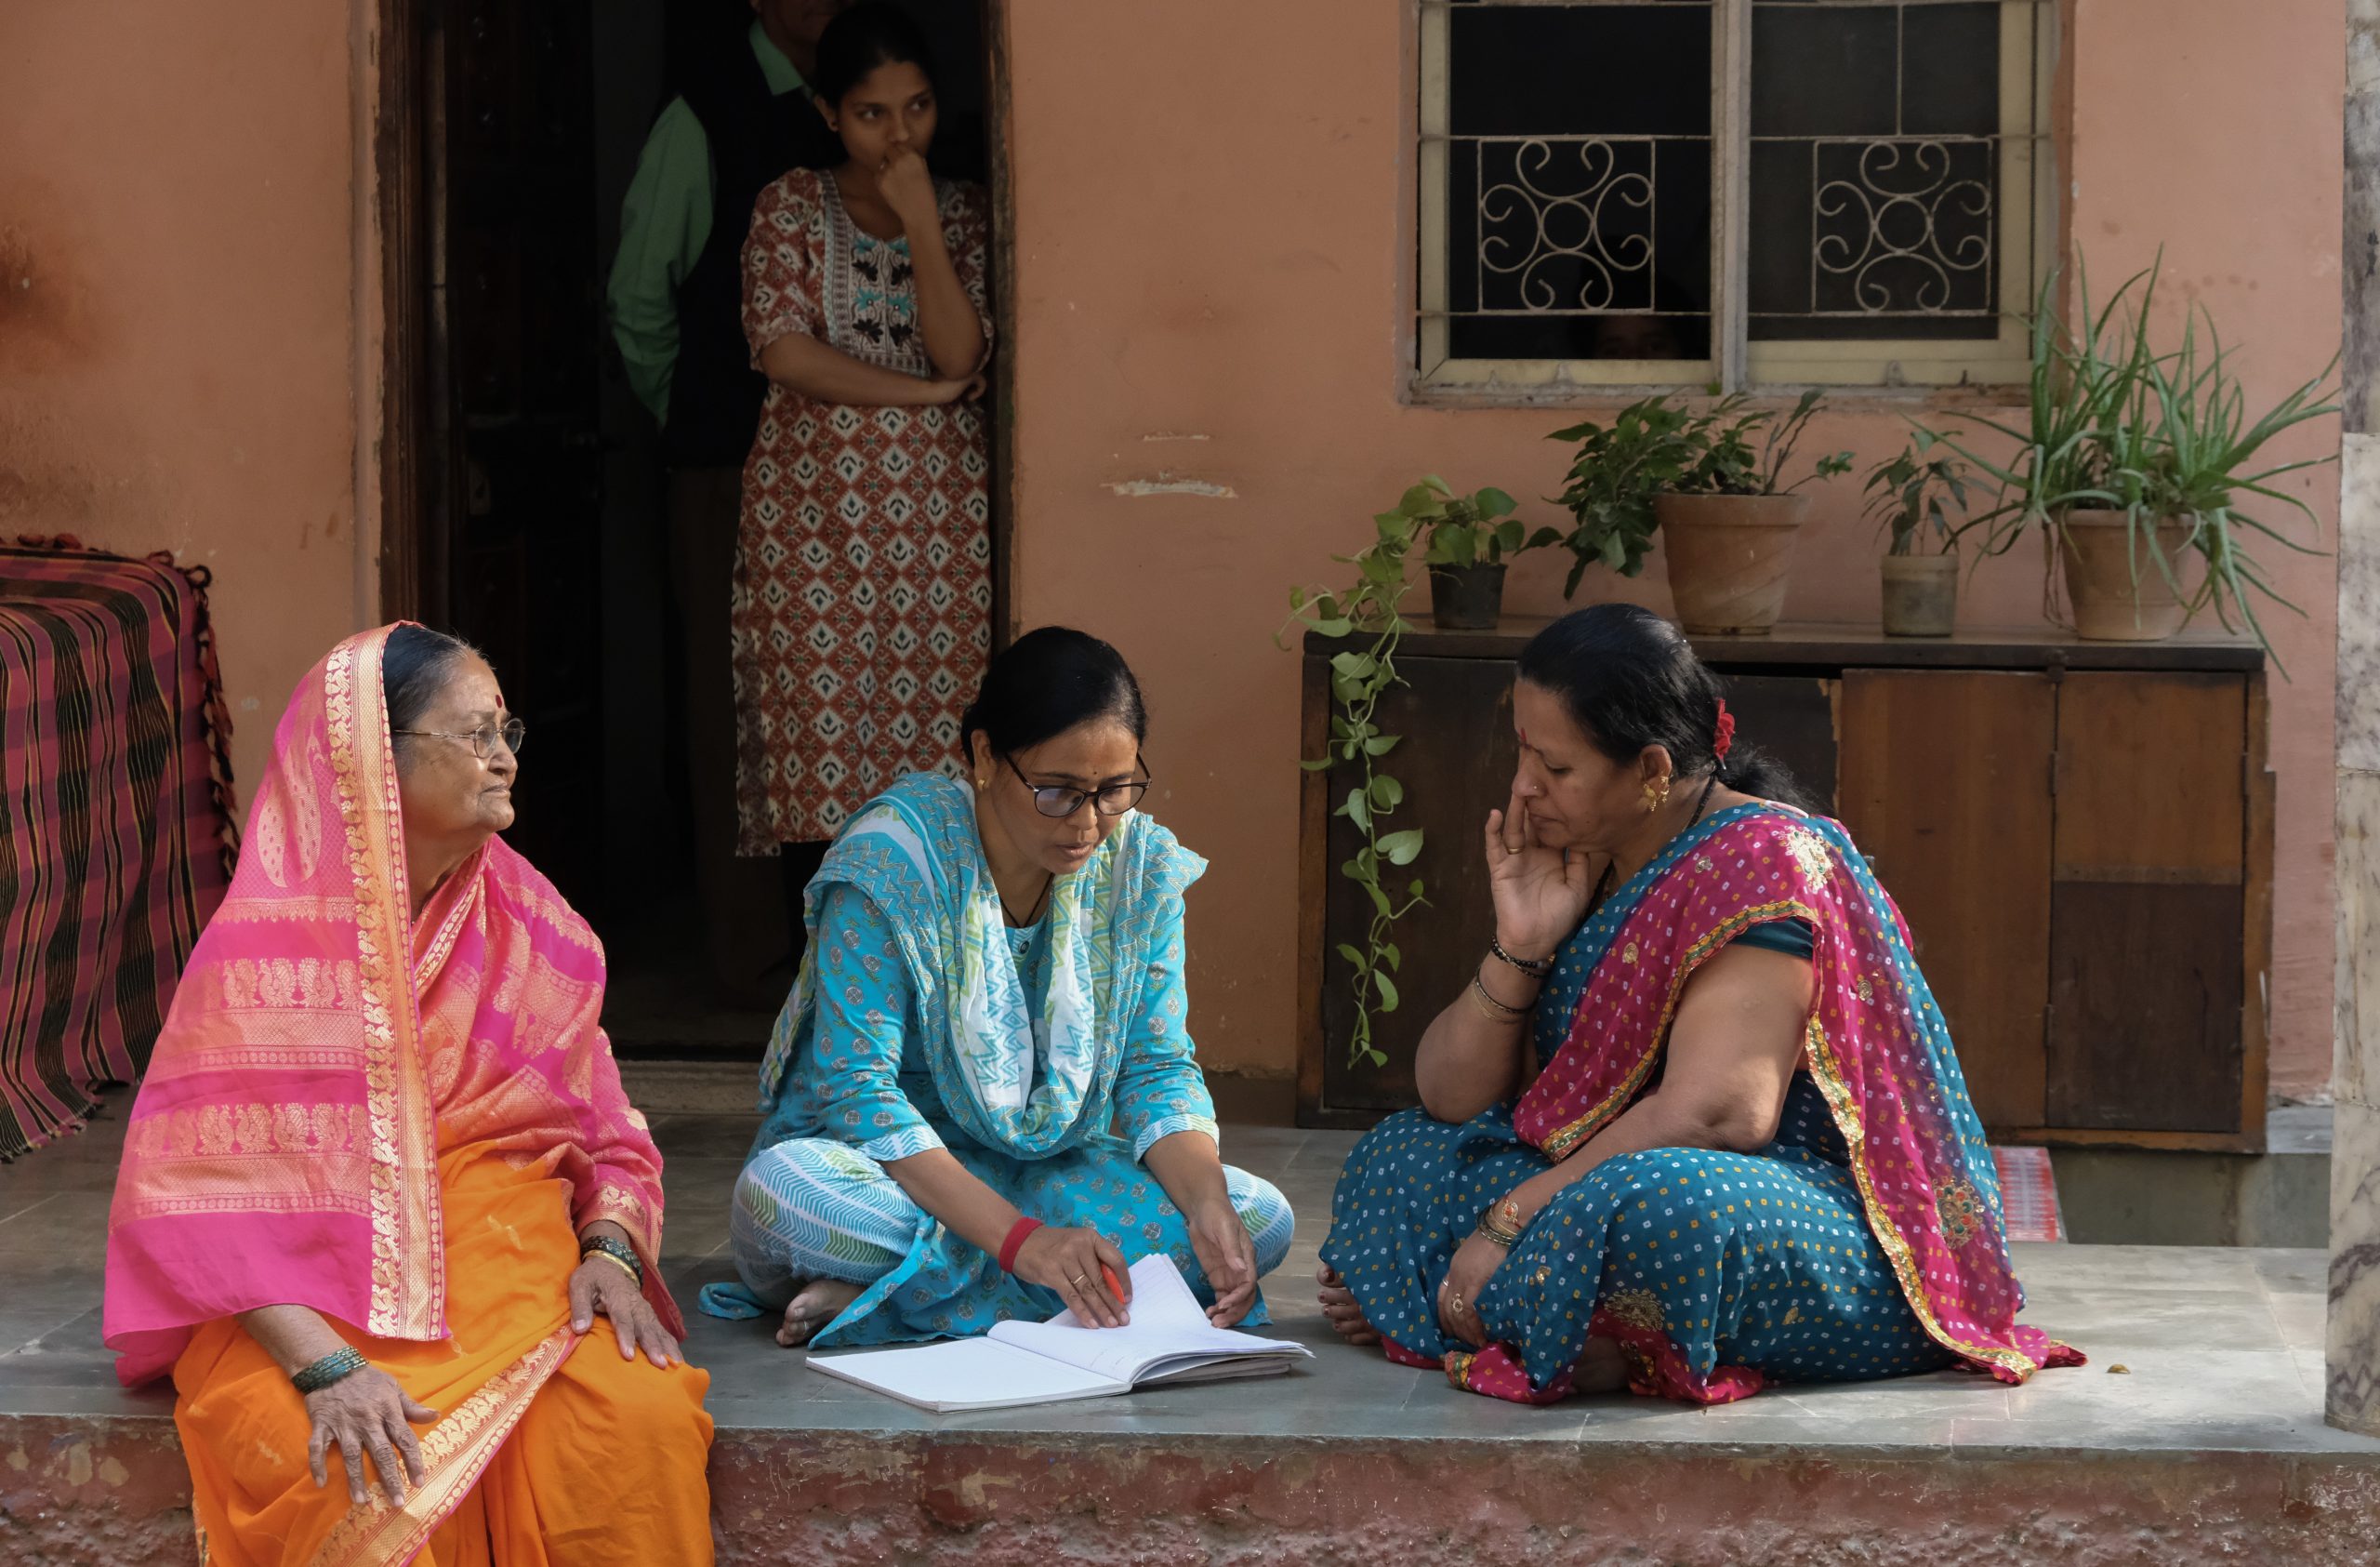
[{"left": 104, "top": 626, "right": 677, "bottom": 1386}]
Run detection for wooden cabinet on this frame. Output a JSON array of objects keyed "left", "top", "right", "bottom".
[{"left": 1295, "top": 622, "right": 2271, "bottom": 1151}]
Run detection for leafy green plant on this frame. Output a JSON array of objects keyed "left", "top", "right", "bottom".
[
  {"left": 1862, "top": 431, "right": 1973, "bottom": 557},
  {"left": 1934, "top": 255, "right": 2338, "bottom": 658},
  {"left": 1395, "top": 475, "right": 1565, "bottom": 571},
  {"left": 1550, "top": 390, "right": 1853, "bottom": 590},
  {"left": 1669, "top": 389, "right": 1856, "bottom": 498},
  {"left": 1276, "top": 496, "right": 1430, "bottom": 1069},
  {"left": 1546, "top": 396, "right": 1701, "bottom": 588}
]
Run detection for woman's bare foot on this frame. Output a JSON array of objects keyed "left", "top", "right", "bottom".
[
  {"left": 1316, "top": 1261, "right": 1380, "bottom": 1348},
  {"left": 1575, "top": 1335, "right": 1627, "bottom": 1393},
  {"left": 775, "top": 1279, "right": 864, "bottom": 1348}
]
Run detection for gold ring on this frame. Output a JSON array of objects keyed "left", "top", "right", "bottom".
[{"left": 1070, "top": 1274, "right": 1090, "bottom": 1287}]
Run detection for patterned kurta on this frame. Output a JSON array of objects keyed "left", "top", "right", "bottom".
[{"left": 731, "top": 167, "right": 992, "bottom": 850}]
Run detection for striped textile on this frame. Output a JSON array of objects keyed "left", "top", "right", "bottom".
[
  {"left": 1991, "top": 1145, "right": 2067, "bottom": 1244},
  {"left": 0, "top": 538, "right": 237, "bottom": 1158}
]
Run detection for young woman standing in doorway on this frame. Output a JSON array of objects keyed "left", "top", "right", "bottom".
[{"left": 731, "top": 1, "right": 991, "bottom": 899}]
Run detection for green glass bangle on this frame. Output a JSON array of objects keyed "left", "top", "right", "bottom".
[{"left": 291, "top": 1346, "right": 368, "bottom": 1396}]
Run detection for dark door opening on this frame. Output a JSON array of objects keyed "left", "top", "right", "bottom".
[{"left": 381, "top": 0, "right": 1005, "bottom": 1057}]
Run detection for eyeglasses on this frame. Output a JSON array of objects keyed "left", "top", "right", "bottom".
[
  {"left": 391, "top": 717, "right": 526, "bottom": 761},
  {"left": 1003, "top": 752, "right": 1151, "bottom": 818}
]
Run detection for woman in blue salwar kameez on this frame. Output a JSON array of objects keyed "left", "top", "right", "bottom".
[{"left": 701, "top": 628, "right": 1293, "bottom": 1347}]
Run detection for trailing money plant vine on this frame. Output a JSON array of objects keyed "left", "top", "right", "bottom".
[{"left": 1281, "top": 479, "right": 1543, "bottom": 1067}]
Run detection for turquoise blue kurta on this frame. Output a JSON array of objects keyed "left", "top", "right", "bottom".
[{"left": 704, "top": 778, "right": 1291, "bottom": 1346}]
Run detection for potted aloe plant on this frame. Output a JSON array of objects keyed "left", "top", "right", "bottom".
[
  {"left": 1391, "top": 476, "right": 1562, "bottom": 630},
  {"left": 1863, "top": 431, "right": 1972, "bottom": 638},
  {"left": 1942, "top": 259, "right": 2336, "bottom": 653},
  {"left": 1552, "top": 391, "right": 1852, "bottom": 634}
]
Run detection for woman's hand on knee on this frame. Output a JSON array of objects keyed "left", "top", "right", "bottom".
[
  {"left": 1013, "top": 1226, "right": 1132, "bottom": 1328},
  {"left": 1185, "top": 1197, "right": 1260, "bottom": 1328},
  {"left": 1435, "top": 1232, "right": 1506, "bottom": 1349},
  {"left": 304, "top": 1367, "right": 435, "bottom": 1507},
  {"left": 569, "top": 1256, "right": 681, "bottom": 1369}
]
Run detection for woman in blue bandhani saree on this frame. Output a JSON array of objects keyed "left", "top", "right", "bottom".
[
  {"left": 703, "top": 628, "right": 1292, "bottom": 1346},
  {"left": 1318, "top": 605, "right": 2081, "bottom": 1405}
]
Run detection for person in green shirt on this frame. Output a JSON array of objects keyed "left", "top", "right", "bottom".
[{"left": 607, "top": 0, "right": 853, "bottom": 1006}]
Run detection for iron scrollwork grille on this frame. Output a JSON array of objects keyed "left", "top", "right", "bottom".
[
  {"left": 1810, "top": 137, "right": 1996, "bottom": 318},
  {"left": 1418, "top": 0, "right": 2050, "bottom": 392},
  {"left": 1426, "top": 0, "right": 1716, "bottom": 371},
  {"left": 1746, "top": 1, "right": 2025, "bottom": 345},
  {"left": 1476, "top": 138, "right": 1659, "bottom": 313}
]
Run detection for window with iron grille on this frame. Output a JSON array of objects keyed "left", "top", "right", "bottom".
[{"left": 1415, "top": 0, "right": 2053, "bottom": 396}]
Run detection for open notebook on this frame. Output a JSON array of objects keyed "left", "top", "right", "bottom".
[{"left": 805, "top": 1254, "right": 1313, "bottom": 1413}]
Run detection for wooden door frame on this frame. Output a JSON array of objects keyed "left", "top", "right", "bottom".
[
  {"left": 374, "top": 0, "right": 430, "bottom": 625},
  {"left": 375, "top": 0, "right": 1020, "bottom": 645}
]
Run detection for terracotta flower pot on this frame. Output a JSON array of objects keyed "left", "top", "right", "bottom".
[
  {"left": 1880, "top": 554, "right": 1959, "bottom": 638},
  {"left": 1653, "top": 492, "right": 1809, "bottom": 635},
  {"left": 2057, "top": 508, "right": 2196, "bottom": 642},
  {"left": 1427, "top": 563, "right": 1506, "bottom": 631}
]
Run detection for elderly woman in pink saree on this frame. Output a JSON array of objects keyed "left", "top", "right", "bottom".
[{"left": 103, "top": 625, "right": 714, "bottom": 1567}]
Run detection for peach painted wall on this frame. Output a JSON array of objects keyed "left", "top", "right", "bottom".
[
  {"left": 0, "top": 0, "right": 375, "bottom": 798},
  {"left": 1003, "top": 0, "right": 2345, "bottom": 1098}
]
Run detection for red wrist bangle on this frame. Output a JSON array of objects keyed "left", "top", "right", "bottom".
[{"left": 997, "top": 1215, "right": 1043, "bottom": 1273}]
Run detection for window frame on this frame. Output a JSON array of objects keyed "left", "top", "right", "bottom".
[{"left": 1411, "top": 0, "right": 2059, "bottom": 403}]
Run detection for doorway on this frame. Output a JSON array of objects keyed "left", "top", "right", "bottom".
[{"left": 377, "top": 0, "right": 1010, "bottom": 1056}]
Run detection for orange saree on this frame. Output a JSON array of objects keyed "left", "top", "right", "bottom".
[{"left": 105, "top": 628, "right": 713, "bottom": 1566}]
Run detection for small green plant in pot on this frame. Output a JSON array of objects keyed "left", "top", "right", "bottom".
[
  {"left": 1552, "top": 390, "right": 1852, "bottom": 633},
  {"left": 1940, "top": 258, "right": 2336, "bottom": 657},
  {"left": 1862, "top": 431, "right": 1972, "bottom": 638},
  {"left": 1388, "top": 475, "right": 1564, "bottom": 631}
]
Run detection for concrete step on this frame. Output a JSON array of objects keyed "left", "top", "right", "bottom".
[
  {"left": 6, "top": 1104, "right": 2374, "bottom": 1563},
  {"left": 2051, "top": 1105, "right": 2332, "bottom": 1248}
]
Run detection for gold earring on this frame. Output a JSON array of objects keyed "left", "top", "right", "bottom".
[
  {"left": 975, "top": 776, "right": 988, "bottom": 790},
  {"left": 1642, "top": 776, "right": 1671, "bottom": 813}
]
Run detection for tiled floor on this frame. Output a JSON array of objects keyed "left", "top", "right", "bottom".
[{"left": 5, "top": 1097, "right": 2373, "bottom": 1460}]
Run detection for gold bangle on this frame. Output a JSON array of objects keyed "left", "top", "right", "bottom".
[
  {"left": 1465, "top": 1209, "right": 1523, "bottom": 1247},
  {"left": 1466, "top": 976, "right": 1527, "bottom": 1024},
  {"left": 1476, "top": 1192, "right": 1527, "bottom": 1248},
  {"left": 1474, "top": 967, "right": 1534, "bottom": 1012},
  {"left": 585, "top": 1249, "right": 641, "bottom": 1286}
]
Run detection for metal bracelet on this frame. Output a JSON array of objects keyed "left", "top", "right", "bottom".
[
  {"left": 585, "top": 1249, "right": 641, "bottom": 1286},
  {"left": 1488, "top": 936, "right": 1554, "bottom": 978},
  {"left": 578, "top": 1233, "right": 644, "bottom": 1288},
  {"left": 1476, "top": 1193, "right": 1527, "bottom": 1249},
  {"left": 1466, "top": 975, "right": 1528, "bottom": 1024},
  {"left": 291, "top": 1346, "right": 368, "bottom": 1396},
  {"left": 1479, "top": 1211, "right": 1523, "bottom": 1245}
]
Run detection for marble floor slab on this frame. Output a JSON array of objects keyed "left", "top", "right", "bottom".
[{"left": 6, "top": 1096, "right": 2375, "bottom": 1460}]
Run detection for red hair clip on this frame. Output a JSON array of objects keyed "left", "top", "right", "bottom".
[{"left": 1713, "top": 697, "right": 1736, "bottom": 764}]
